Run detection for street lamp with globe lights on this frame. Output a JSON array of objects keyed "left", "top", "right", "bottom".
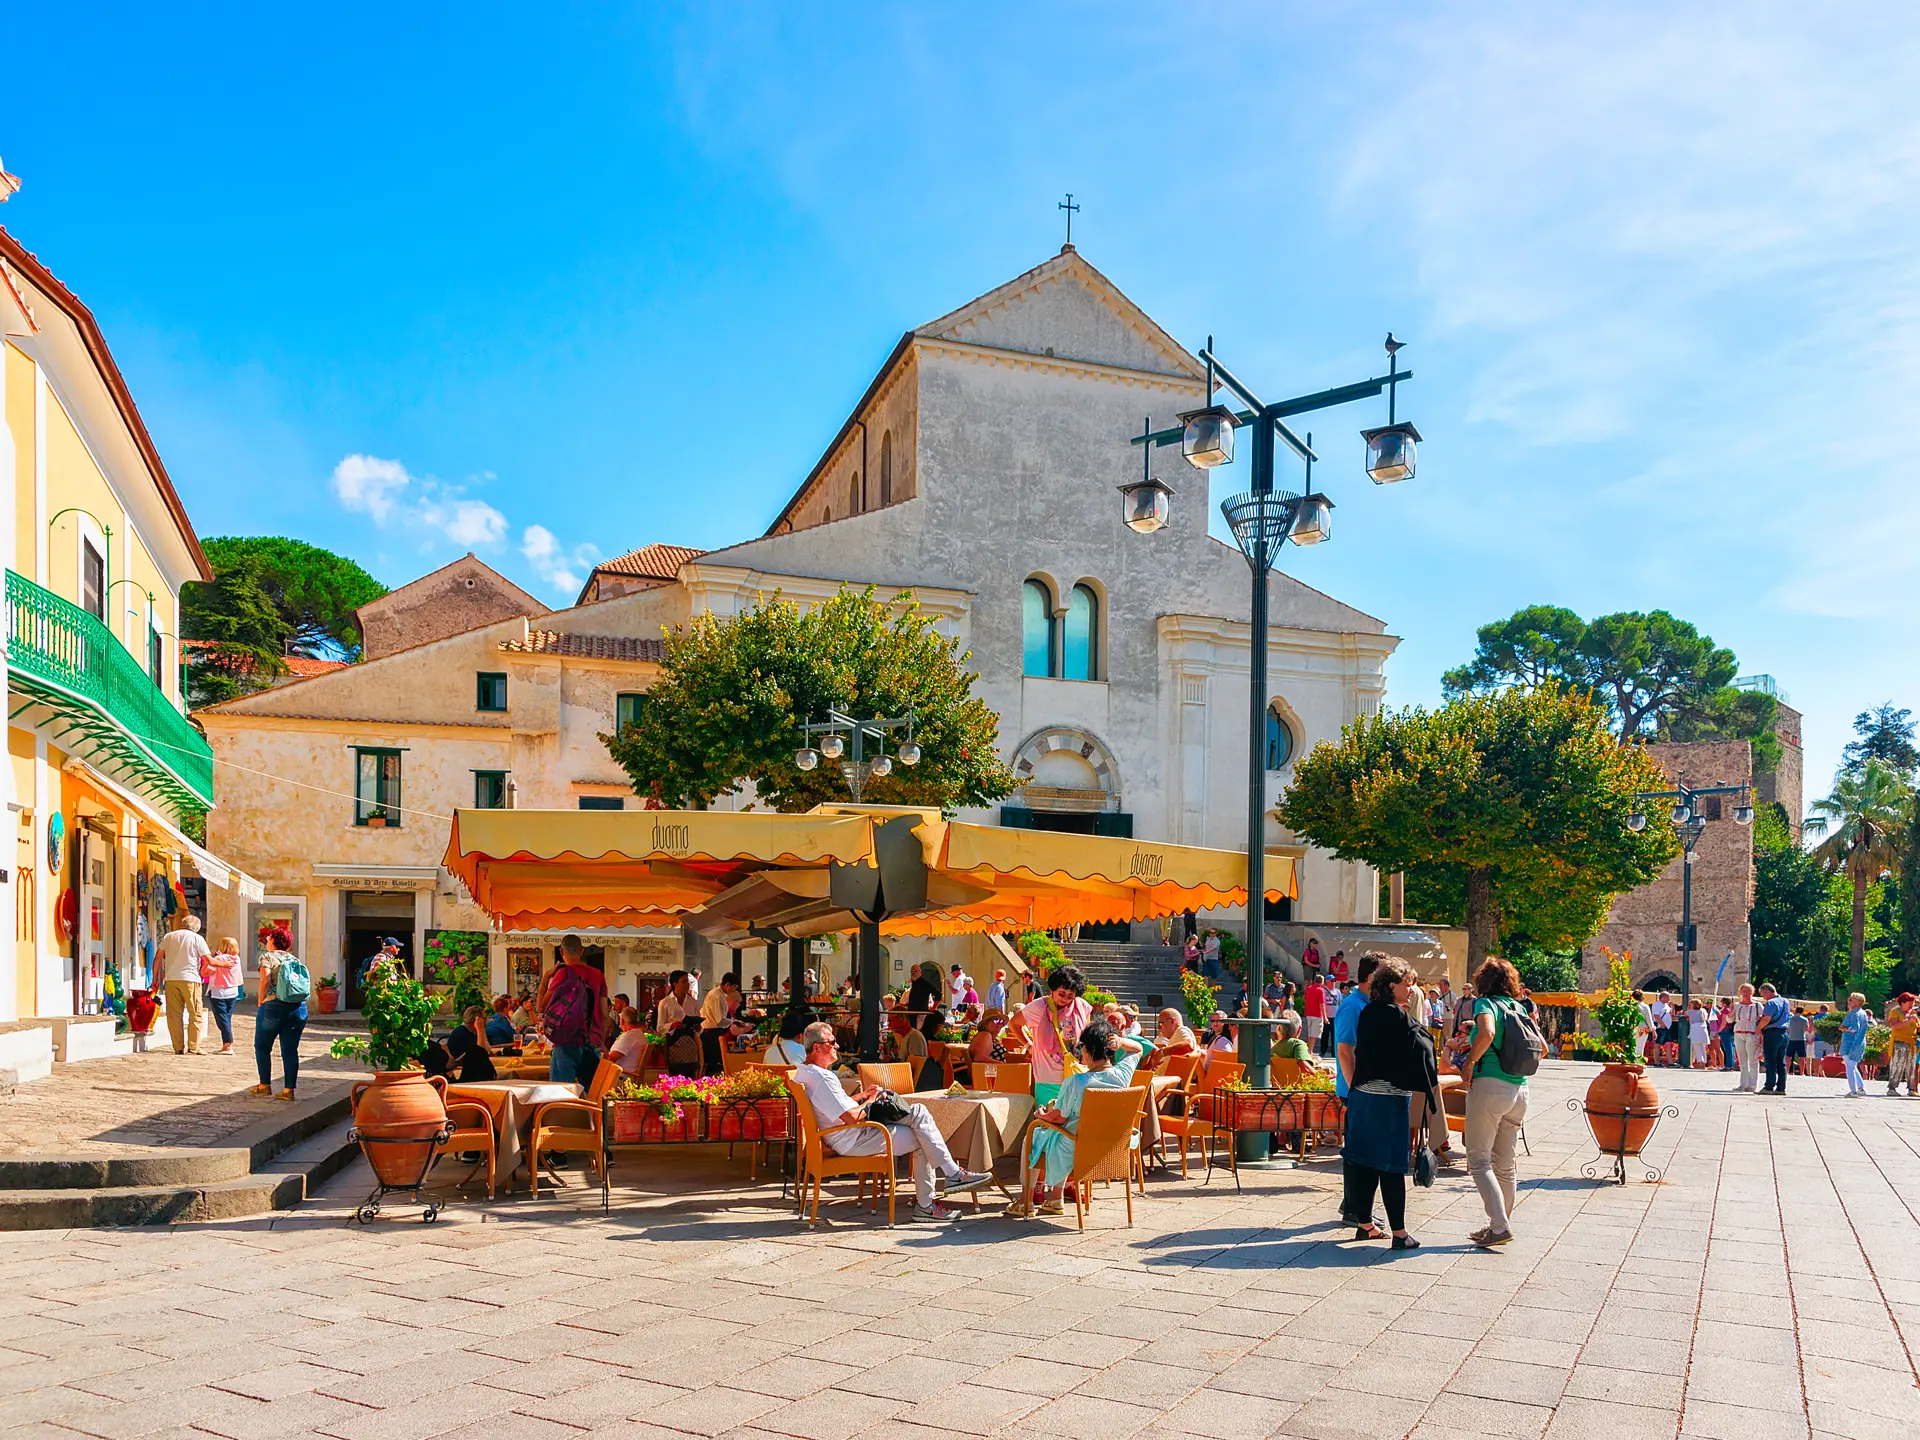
[{"left": 1123, "top": 334, "right": 1419, "bottom": 1124}]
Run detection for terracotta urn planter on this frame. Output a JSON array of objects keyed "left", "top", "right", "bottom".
[
  {"left": 610, "top": 1102, "right": 697, "bottom": 1144},
  {"left": 708, "top": 1097, "right": 790, "bottom": 1141},
  {"left": 350, "top": 1071, "right": 450, "bottom": 1185},
  {"left": 1582, "top": 1064, "right": 1661, "bottom": 1156},
  {"left": 316, "top": 985, "right": 339, "bottom": 1015}
]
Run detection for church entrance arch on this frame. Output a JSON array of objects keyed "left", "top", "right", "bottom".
[{"left": 1001, "top": 727, "right": 1132, "bottom": 940}]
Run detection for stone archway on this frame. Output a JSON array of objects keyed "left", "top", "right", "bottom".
[
  {"left": 1637, "top": 970, "right": 1682, "bottom": 994},
  {"left": 1009, "top": 726, "right": 1123, "bottom": 811}
]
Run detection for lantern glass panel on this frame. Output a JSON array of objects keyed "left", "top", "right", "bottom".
[
  {"left": 795, "top": 748, "right": 819, "bottom": 772},
  {"left": 1123, "top": 483, "right": 1169, "bottom": 533},
  {"left": 1366, "top": 427, "right": 1416, "bottom": 484},
  {"left": 1290, "top": 496, "right": 1333, "bottom": 546},
  {"left": 1182, "top": 410, "right": 1235, "bottom": 469},
  {"left": 869, "top": 753, "right": 893, "bottom": 778}
]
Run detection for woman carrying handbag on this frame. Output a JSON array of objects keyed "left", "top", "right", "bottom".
[{"left": 1343, "top": 957, "right": 1439, "bottom": 1251}]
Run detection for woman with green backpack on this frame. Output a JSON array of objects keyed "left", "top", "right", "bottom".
[
  {"left": 249, "top": 926, "right": 311, "bottom": 1101},
  {"left": 1459, "top": 957, "right": 1545, "bottom": 1248}
]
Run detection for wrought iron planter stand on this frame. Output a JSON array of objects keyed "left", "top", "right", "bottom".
[
  {"left": 1568, "top": 1097, "right": 1678, "bottom": 1184},
  {"left": 1203, "top": 1089, "right": 1345, "bottom": 1189},
  {"left": 347, "top": 1119, "right": 456, "bottom": 1224}
]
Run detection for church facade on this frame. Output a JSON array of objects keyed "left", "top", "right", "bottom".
[{"left": 583, "top": 246, "right": 1400, "bottom": 933}]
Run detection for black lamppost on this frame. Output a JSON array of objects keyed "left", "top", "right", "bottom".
[
  {"left": 795, "top": 708, "right": 920, "bottom": 1057},
  {"left": 1124, "top": 337, "right": 1419, "bottom": 1118},
  {"left": 1628, "top": 782, "right": 1753, "bottom": 1065}
]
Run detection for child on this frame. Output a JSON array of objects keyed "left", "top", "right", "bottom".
[{"left": 203, "top": 937, "right": 244, "bottom": 1056}]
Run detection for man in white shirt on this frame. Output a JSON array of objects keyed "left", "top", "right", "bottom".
[
  {"left": 654, "top": 971, "right": 695, "bottom": 1033},
  {"left": 700, "top": 973, "right": 746, "bottom": 1075},
  {"left": 984, "top": 970, "right": 1008, "bottom": 1013},
  {"left": 794, "top": 1022, "right": 991, "bottom": 1220},
  {"left": 157, "top": 916, "right": 212, "bottom": 1055},
  {"left": 949, "top": 965, "right": 969, "bottom": 1009}
]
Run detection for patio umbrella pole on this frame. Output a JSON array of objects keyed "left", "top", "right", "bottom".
[
  {"left": 857, "top": 916, "right": 883, "bottom": 1061},
  {"left": 787, "top": 937, "right": 807, "bottom": 1011}
]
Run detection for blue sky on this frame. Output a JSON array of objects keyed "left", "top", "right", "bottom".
[{"left": 4, "top": 3, "right": 1915, "bottom": 809}]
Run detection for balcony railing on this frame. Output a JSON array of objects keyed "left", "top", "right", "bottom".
[{"left": 6, "top": 568, "right": 214, "bottom": 814}]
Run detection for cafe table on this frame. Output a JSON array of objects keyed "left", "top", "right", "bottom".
[
  {"left": 902, "top": 1088, "right": 1036, "bottom": 1198},
  {"left": 446, "top": 1079, "right": 582, "bottom": 1192}
]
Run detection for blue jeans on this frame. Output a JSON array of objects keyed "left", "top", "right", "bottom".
[
  {"left": 1762, "top": 1030, "right": 1788, "bottom": 1092},
  {"left": 207, "top": 994, "right": 237, "bottom": 1046},
  {"left": 551, "top": 1043, "right": 598, "bottom": 1085},
  {"left": 255, "top": 999, "right": 307, "bottom": 1090},
  {"left": 1721, "top": 1034, "right": 1736, "bottom": 1070}
]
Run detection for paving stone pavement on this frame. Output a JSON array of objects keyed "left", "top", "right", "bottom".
[
  {"left": 5, "top": 1063, "right": 1920, "bottom": 1440},
  {"left": 0, "top": 1011, "right": 362, "bottom": 1154}
]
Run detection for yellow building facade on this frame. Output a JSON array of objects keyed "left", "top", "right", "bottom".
[{"left": 0, "top": 226, "right": 254, "bottom": 1058}]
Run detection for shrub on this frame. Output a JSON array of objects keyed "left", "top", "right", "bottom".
[
  {"left": 1181, "top": 970, "right": 1221, "bottom": 1029},
  {"left": 328, "top": 958, "right": 443, "bottom": 1071}
]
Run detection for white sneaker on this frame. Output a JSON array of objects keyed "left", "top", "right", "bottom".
[
  {"left": 913, "top": 1201, "right": 960, "bottom": 1220},
  {"left": 941, "top": 1169, "right": 993, "bottom": 1193}
]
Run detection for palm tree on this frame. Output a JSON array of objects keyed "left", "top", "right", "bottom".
[{"left": 1805, "top": 759, "right": 1913, "bottom": 977}]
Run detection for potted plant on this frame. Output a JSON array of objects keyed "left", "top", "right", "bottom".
[
  {"left": 1580, "top": 952, "right": 1663, "bottom": 1157},
  {"left": 316, "top": 975, "right": 340, "bottom": 1014},
  {"left": 610, "top": 1074, "right": 713, "bottom": 1142},
  {"left": 329, "top": 958, "right": 449, "bottom": 1185},
  {"left": 706, "top": 1065, "right": 793, "bottom": 1141},
  {"left": 365, "top": 813, "right": 389, "bottom": 828}
]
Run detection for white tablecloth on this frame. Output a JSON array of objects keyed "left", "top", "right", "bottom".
[{"left": 448, "top": 1080, "right": 582, "bottom": 1188}]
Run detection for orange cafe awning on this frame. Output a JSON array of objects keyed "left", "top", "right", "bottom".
[{"left": 444, "top": 805, "right": 1293, "bottom": 942}]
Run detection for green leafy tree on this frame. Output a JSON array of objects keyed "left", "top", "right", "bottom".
[
  {"left": 1279, "top": 685, "right": 1677, "bottom": 968},
  {"left": 1442, "top": 606, "right": 1777, "bottom": 770},
  {"left": 1801, "top": 908, "right": 1838, "bottom": 1003},
  {"left": 182, "top": 554, "right": 291, "bottom": 708},
  {"left": 1507, "top": 944, "right": 1581, "bottom": 993},
  {"left": 1806, "top": 758, "right": 1912, "bottom": 977},
  {"left": 1749, "top": 803, "right": 1827, "bottom": 992},
  {"left": 195, "top": 537, "right": 387, "bottom": 658},
  {"left": 1843, "top": 703, "right": 1919, "bottom": 778},
  {"left": 603, "top": 587, "right": 1017, "bottom": 813},
  {"left": 1900, "top": 808, "right": 1920, "bottom": 969}
]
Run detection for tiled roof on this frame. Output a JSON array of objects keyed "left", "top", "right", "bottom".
[
  {"left": 500, "top": 631, "right": 664, "bottom": 662},
  {"left": 593, "top": 544, "right": 704, "bottom": 581},
  {"left": 285, "top": 655, "right": 349, "bottom": 678}
]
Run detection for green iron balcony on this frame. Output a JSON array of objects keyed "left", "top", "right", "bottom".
[{"left": 6, "top": 568, "right": 214, "bottom": 816}]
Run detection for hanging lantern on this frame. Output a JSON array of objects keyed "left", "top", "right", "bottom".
[
  {"left": 1627, "top": 811, "right": 1648, "bottom": 832},
  {"left": 897, "top": 740, "right": 921, "bottom": 767},
  {"left": 869, "top": 753, "right": 893, "bottom": 778},
  {"left": 1289, "top": 493, "right": 1335, "bottom": 546},
  {"left": 1361, "top": 421, "right": 1421, "bottom": 484},
  {"left": 1178, "top": 406, "right": 1237, "bottom": 469},
  {"left": 1118, "top": 478, "right": 1175, "bottom": 534},
  {"left": 794, "top": 748, "right": 819, "bottom": 771},
  {"left": 820, "top": 732, "right": 845, "bottom": 760},
  {"left": 1734, "top": 803, "right": 1754, "bottom": 825}
]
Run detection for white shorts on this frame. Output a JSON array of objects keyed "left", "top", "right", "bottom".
[{"left": 1303, "top": 1017, "right": 1325, "bottom": 1041}]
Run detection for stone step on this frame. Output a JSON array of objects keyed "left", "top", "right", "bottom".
[
  {"left": 1062, "top": 943, "right": 1185, "bottom": 1010},
  {"left": 0, "top": 1118, "right": 360, "bottom": 1230}
]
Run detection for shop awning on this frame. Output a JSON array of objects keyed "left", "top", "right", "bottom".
[
  {"left": 63, "top": 759, "right": 265, "bottom": 902},
  {"left": 443, "top": 804, "right": 1290, "bottom": 943}
]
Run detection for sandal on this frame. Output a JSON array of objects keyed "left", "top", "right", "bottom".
[
  {"left": 275, "top": 1089, "right": 296, "bottom": 1102},
  {"left": 1354, "top": 1224, "right": 1387, "bottom": 1241},
  {"left": 247, "top": 1084, "right": 271, "bottom": 1097},
  {"left": 1392, "top": 1234, "right": 1421, "bottom": 1250},
  {"left": 1002, "top": 1198, "right": 1034, "bottom": 1219},
  {"left": 1037, "top": 1198, "right": 1065, "bottom": 1217}
]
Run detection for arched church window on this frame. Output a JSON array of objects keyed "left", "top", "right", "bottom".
[
  {"left": 1266, "top": 705, "right": 1295, "bottom": 770},
  {"left": 849, "top": 472, "right": 861, "bottom": 515},
  {"left": 1022, "top": 580, "right": 1057, "bottom": 678},
  {"left": 880, "top": 431, "right": 894, "bottom": 505},
  {"left": 1062, "top": 584, "right": 1098, "bottom": 681}
]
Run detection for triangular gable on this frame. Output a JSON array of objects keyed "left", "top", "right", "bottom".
[{"left": 916, "top": 248, "right": 1203, "bottom": 380}]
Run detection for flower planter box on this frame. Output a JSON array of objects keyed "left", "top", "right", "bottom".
[
  {"left": 1212, "top": 1089, "right": 1342, "bottom": 1134},
  {"left": 707, "top": 1097, "right": 790, "bottom": 1141},
  {"left": 610, "top": 1100, "right": 699, "bottom": 1144}
]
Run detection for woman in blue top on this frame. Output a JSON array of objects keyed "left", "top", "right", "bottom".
[
  {"left": 1840, "top": 992, "right": 1873, "bottom": 1098},
  {"left": 1004, "top": 1017, "right": 1142, "bottom": 1219}
]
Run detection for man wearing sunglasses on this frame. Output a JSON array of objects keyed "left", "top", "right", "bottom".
[{"left": 794, "top": 1021, "right": 991, "bottom": 1220}]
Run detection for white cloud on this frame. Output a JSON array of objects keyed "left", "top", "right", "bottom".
[
  {"left": 520, "top": 525, "right": 599, "bottom": 596},
  {"left": 331, "top": 454, "right": 410, "bottom": 524},
  {"left": 330, "top": 452, "right": 508, "bottom": 550}
]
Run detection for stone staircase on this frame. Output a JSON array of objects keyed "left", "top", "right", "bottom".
[
  {"left": 0, "top": 1087, "right": 360, "bottom": 1230},
  {"left": 1060, "top": 942, "right": 1185, "bottom": 1010}
]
